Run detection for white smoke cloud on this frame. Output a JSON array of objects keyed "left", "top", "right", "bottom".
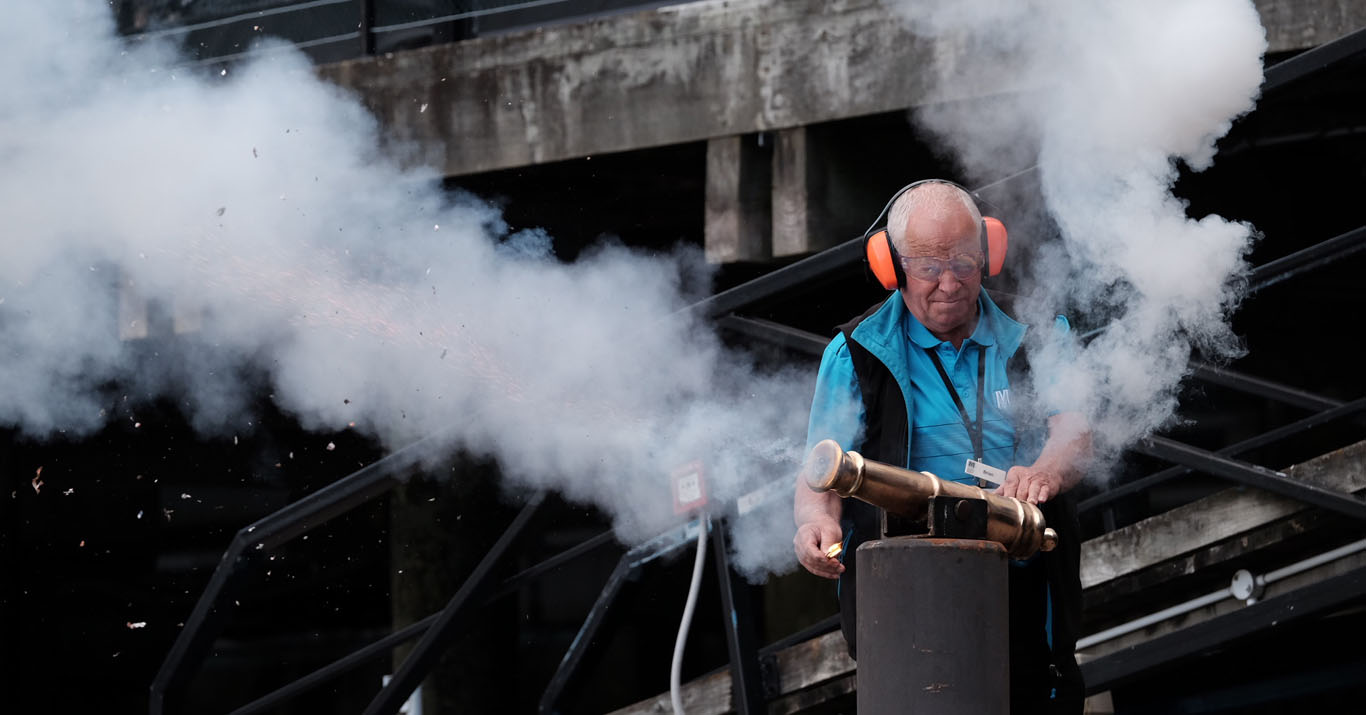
[
  {"left": 887, "top": 0, "right": 1268, "bottom": 465},
  {"left": 0, "top": 2, "right": 807, "bottom": 579}
]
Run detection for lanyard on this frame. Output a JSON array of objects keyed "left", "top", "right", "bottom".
[{"left": 925, "top": 347, "right": 985, "bottom": 461}]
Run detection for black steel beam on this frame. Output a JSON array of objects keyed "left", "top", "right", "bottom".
[
  {"left": 152, "top": 430, "right": 453, "bottom": 712},
  {"left": 364, "top": 491, "right": 546, "bottom": 715},
  {"left": 488, "top": 529, "right": 618, "bottom": 600},
  {"left": 1082, "top": 564, "right": 1366, "bottom": 693},
  {"left": 1262, "top": 25, "right": 1366, "bottom": 94},
  {"left": 1136, "top": 436, "right": 1366, "bottom": 520},
  {"left": 245, "top": 428, "right": 458, "bottom": 550},
  {"left": 229, "top": 614, "right": 438, "bottom": 715},
  {"left": 716, "top": 315, "right": 829, "bottom": 356},
  {"left": 537, "top": 552, "right": 639, "bottom": 714},
  {"left": 149, "top": 544, "right": 263, "bottom": 715},
  {"left": 711, "top": 519, "right": 769, "bottom": 713},
  {"left": 686, "top": 238, "right": 866, "bottom": 320},
  {"left": 229, "top": 527, "right": 620, "bottom": 713},
  {"left": 1249, "top": 224, "right": 1366, "bottom": 294},
  {"left": 154, "top": 432, "right": 462, "bottom": 710},
  {"left": 1190, "top": 362, "right": 1342, "bottom": 412},
  {"left": 538, "top": 519, "right": 702, "bottom": 713},
  {"left": 1081, "top": 397, "right": 1366, "bottom": 513},
  {"left": 358, "top": 0, "right": 374, "bottom": 55}
]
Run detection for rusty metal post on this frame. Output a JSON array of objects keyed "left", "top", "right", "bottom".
[{"left": 856, "top": 537, "right": 1009, "bottom": 715}]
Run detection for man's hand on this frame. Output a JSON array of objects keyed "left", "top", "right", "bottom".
[
  {"left": 997, "top": 411, "right": 1091, "bottom": 504},
  {"left": 997, "top": 465, "right": 1064, "bottom": 504},
  {"left": 794, "top": 518, "right": 845, "bottom": 579}
]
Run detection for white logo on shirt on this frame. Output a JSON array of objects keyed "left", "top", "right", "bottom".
[{"left": 994, "top": 389, "right": 1012, "bottom": 410}]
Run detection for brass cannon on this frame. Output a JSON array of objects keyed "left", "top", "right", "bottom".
[{"left": 800, "top": 438, "right": 1058, "bottom": 559}]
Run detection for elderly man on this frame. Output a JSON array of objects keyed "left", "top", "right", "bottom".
[{"left": 793, "top": 180, "right": 1089, "bottom": 714}]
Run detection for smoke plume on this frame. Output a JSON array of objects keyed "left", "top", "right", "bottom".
[
  {"left": 0, "top": 2, "right": 806, "bottom": 578},
  {"left": 887, "top": 0, "right": 1269, "bottom": 466}
]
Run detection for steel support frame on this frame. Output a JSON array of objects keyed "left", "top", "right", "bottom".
[
  {"left": 228, "top": 525, "right": 617, "bottom": 714},
  {"left": 1135, "top": 436, "right": 1366, "bottom": 520},
  {"left": 150, "top": 427, "right": 455, "bottom": 713},
  {"left": 1081, "top": 564, "right": 1366, "bottom": 693},
  {"left": 686, "top": 239, "right": 865, "bottom": 320},
  {"left": 358, "top": 0, "right": 374, "bottom": 55},
  {"left": 1080, "top": 396, "right": 1366, "bottom": 513},
  {"left": 229, "top": 615, "right": 438, "bottom": 715},
  {"left": 538, "top": 519, "right": 711, "bottom": 714},
  {"left": 364, "top": 491, "right": 546, "bottom": 715},
  {"left": 716, "top": 315, "right": 828, "bottom": 357},
  {"left": 1249, "top": 224, "right": 1366, "bottom": 293},
  {"left": 1262, "top": 26, "right": 1366, "bottom": 93},
  {"left": 711, "top": 517, "right": 768, "bottom": 714},
  {"left": 537, "top": 551, "right": 641, "bottom": 714},
  {"left": 1189, "top": 362, "right": 1343, "bottom": 412}
]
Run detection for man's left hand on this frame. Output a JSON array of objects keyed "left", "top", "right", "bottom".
[{"left": 997, "top": 465, "right": 1063, "bottom": 505}]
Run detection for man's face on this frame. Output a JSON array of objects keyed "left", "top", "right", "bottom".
[{"left": 897, "top": 208, "right": 983, "bottom": 340}]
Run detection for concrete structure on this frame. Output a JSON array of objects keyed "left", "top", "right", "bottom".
[{"left": 316, "top": 0, "right": 1366, "bottom": 263}]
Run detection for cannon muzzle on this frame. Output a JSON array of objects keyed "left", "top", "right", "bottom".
[{"left": 800, "top": 439, "right": 1057, "bottom": 558}]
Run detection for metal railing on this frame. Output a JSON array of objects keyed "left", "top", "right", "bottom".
[{"left": 117, "top": 0, "right": 684, "bottom": 64}]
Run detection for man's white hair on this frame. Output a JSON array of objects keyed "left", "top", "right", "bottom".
[{"left": 886, "top": 180, "right": 983, "bottom": 251}]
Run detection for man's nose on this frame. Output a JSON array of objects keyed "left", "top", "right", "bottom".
[{"left": 937, "top": 269, "right": 964, "bottom": 291}]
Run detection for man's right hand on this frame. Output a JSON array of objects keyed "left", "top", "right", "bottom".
[{"left": 794, "top": 519, "right": 846, "bottom": 579}]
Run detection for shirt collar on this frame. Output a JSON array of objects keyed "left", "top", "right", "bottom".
[{"left": 904, "top": 289, "right": 1025, "bottom": 354}]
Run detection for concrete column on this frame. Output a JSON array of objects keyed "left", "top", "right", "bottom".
[
  {"left": 704, "top": 134, "right": 772, "bottom": 264},
  {"left": 857, "top": 537, "right": 1009, "bottom": 715},
  {"left": 772, "top": 126, "right": 834, "bottom": 257}
]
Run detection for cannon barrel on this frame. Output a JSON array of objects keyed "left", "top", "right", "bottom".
[{"left": 800, "top": 438, "right": 1057, "bottom": 559}]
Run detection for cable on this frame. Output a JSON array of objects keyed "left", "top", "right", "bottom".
[{"left": 670, "top": 514, "right": 708, "bottom": 715}]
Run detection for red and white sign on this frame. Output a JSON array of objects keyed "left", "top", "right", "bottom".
[{"left": 670, "top": 461, "right": 708, "bottom": 515}]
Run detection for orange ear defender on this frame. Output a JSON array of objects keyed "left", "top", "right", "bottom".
[{"left": 863, "top": 179, "right": 1009, "bottom": 289}]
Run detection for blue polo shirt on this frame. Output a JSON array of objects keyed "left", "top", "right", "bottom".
[{"left": 805, "top": 290, "right": 1027, "bottom": 484}]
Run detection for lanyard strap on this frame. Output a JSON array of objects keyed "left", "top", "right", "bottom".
[{"left": 925, "top": 348, "right": 986, "bottom": 461}]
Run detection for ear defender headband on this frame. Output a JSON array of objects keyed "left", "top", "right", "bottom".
[{"left": 863, "top": 179, "right": 1008, "bottom": 291}]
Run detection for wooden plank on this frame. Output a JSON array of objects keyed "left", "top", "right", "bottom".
[
  {"left": 608, "top": 630, "right": 855, "bottom": 715},
  {"left": 605, "top": 669, "right": 734, "bottom": 715},
  {"left": 1080, "top": 440, "right": 1366, "bottom": 589},
  {"left": 769, "top": 630, "right": 856, "bottom": 695},
  {"left": 770, "top": 673, "right": 856, "bottom": 715}
]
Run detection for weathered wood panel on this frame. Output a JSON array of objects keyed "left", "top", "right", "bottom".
[{"left": 1080, "top": 440, "right": 1366, "bottom": 589}]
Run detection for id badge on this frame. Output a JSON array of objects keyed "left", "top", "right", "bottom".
[{"left": 965, "top": 459, "right": 1006, "bottom": 487}]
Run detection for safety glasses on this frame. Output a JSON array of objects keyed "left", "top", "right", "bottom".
[{"left": 899, "top": 254, "right": 984, "bottom": 282}]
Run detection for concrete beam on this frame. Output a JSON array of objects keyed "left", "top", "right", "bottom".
[
  {"left": 317, "top": 0, "right": 1366, "bottom": 179},
  {"left": 317, "top": 0, "right": 953, "bottom": 177},
  {"left": 1255, "top": 0, "right": 1366, "bottom": 52}
]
